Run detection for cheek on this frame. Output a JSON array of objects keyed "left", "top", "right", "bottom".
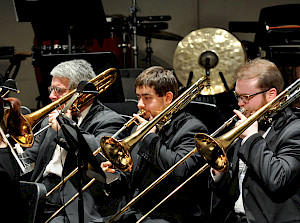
[{"left": 247, "top": 99, "right": 262, "bottom": 113}]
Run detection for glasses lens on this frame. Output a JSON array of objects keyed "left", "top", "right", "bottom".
[
  {"left": 240, "top": 96, "right": 249, "bottom": 103},
  {"left": 48, "top": 86, "right": 53, "bottom": 94},
  {"left": 48, "top": 86, "right": 64, "bottom": 95},
  {"left": 234, "top": 92, "right": 249, "bottom": 103},
  {"left": 48, "top": 86, "right": 70, "bottom": 95}
]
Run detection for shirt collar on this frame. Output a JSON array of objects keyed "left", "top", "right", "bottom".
[{"left": 77, "top": 104, "right": 92, "bottom": 126}]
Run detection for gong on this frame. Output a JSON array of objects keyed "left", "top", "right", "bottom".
[{"left": 173, "top": 28, "right": 246, "bottom": 95}]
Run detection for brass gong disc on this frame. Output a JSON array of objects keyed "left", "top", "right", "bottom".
[{"left": 173, "top": 28, "right": 246, "bottom": 95}]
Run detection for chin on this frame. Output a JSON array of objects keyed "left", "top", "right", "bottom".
[
  {"left": 243, "top": 110, "right": 251, "bottom": 118},
  {"left": 142, "top": 114, "right": 150, "bottom": 120}
]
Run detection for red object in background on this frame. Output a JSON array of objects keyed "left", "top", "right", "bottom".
[{"left": 84, "top": 35, "right": 133, "bottom": 69}]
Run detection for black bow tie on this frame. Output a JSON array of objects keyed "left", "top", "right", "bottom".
[{"left": 72, "top": 116, "right": 79, "bottom": 124}]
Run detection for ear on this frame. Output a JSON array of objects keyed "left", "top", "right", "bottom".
[
  {"left": 165, "top": 91, "right": 173, "bottom": 105},
  {"left": 267, "top": 88, "right": 277, "bottom": 101}
]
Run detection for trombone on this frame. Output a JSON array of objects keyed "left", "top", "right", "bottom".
[
  {"left": 0, "top": 83, "right": 34, "bottom": 174},
  {"left": 0, "top": 68, "right": 117, "bottom": 176},
  {"left": 106, "top": 108, "right": 242, "bottom": 223},
  {"left": 100, "top": 76, "right": 208, "bottom": 172},
  {"left": 4, "top": 67, "right": 118, "bottom": 147},
  {"left": 128, "top": 78, "right": 300, "bottom": 223}
]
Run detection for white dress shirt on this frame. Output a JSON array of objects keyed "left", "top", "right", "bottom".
[{"left": 43, "top": 105, "right": 92, "bottom": 177}]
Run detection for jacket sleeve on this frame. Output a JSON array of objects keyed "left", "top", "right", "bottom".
[
  {"left": 239, "top": 119, "right": 300, "bottom": 195},
  {"left": 138, "top": 115, "right": 208, "bottom": 177},
  {"left": 25, "top": 117, "right": 62, "bottom": 162}
]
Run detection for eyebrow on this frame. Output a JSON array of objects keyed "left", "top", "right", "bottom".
[
  {"left": 235, "top": 91, "right": 249, "bottom": 96},
  {"left": 137, "top": 93, "right": 154, "bottom": 97}
]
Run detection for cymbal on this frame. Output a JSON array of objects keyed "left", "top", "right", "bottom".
[
  {"left": 137, "top": 30, "right": 183, "bottom": 41},
  {"left": 173, "top": 28, "right": 246, "bottom": 95}
]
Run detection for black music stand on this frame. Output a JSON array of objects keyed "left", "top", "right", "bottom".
[{"left": 56, "top": 114, "right": 106, "bottom": 223}]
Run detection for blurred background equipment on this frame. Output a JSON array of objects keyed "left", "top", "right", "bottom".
[
  {"left": 173, "top": 28, "right": 246, "bottom": 95},
  {"left": 13, "top": 0, "right": 180, "bottom": 108},
  {"left": 173, "top": 28, "right": 246, "bottom": 120},
  {"left": 229, "top": 3, "right": 300, "bottom": 106},
  {"left": 2, "top": 1, "right": 299, "bottom": 121}
]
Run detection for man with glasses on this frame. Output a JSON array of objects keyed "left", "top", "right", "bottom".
[
  {"left": 25, "top": 59, "right": 127, "bottom": 223},
  {"left": 209, "top": 58, "right": 300, "bottom": 223}
]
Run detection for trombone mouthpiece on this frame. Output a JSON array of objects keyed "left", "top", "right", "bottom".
[{"left": 239, "top": 108, "right": 246, "bottom": 113}]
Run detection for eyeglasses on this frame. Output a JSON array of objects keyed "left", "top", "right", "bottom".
[
  {"left": 234, "top": 89, "right": 270, "bottom": 103},
  {"left": 48, "top": 86, "right": 70, "bottom": 95}
]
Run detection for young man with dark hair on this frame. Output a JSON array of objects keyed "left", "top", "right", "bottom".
[{"left": 100, "top": 66, "right": 210, "bottom": 222}]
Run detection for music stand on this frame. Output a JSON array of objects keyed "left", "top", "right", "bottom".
[{"left": 56, "top": 114, "right": 106, "bottom": 223}]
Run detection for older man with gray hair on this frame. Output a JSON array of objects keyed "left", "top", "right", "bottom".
[{"left": 25, "top": 59, "right": 127, "bottom": 223}]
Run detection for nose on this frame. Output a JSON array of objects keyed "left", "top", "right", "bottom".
[
  {"left": 137, "top": 98, "right": 145, "bottom": 110},
  {"left": 237, "top": 98, "right": 245, "bottom": 107},
  {"left": 49, "top": 90, "right": 57, "bottom": 101}
]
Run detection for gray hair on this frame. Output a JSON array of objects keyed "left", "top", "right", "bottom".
[{"left": 50, "top": 59, "right": 96, "bottom": 89}]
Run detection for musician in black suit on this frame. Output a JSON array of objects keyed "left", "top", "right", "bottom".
[
  {"left": 100, "top": 66, "right": 210, "bottom": 223},
  {"left": 25, "top": 59, "right": 127, "bottom": 223},
  {"left": 209, "top": 58, "right": 300, "bottom": 223}
]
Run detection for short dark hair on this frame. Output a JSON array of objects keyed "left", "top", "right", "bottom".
[
  {"left": 235, "top": 58, "right": 284, "bottom": 93},
  {"left": 135, "top": 66, "right": 178, "bottom": 98}
]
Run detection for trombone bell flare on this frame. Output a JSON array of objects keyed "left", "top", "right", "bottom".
[
  {"left": 2, "top": 106, "right": 34, "bottom": 148},
  {"left": 100, "top": 136, "right": 133, "bottom": 172},
  {"left": 194, "top": 133, "right": 229, "bottom": 172}
]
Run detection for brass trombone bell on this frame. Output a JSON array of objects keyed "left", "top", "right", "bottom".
[
  {"left": 101, "top": 136, "right": 133, "bottom": 172},
  {"left": 1, "top": 101, "right": 33, "bottom": 148},
  {"left": 194, "top": 133, "right": 228, "bottom": 172}
]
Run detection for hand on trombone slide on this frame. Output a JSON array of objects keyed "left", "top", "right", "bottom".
[
  {"left": 48, "top": 109, "right": 72, "bottom": 132},
  {"left": 101, "top": 160, "right": 116, "bottom": 173},
  {"left": 133, "top": 113, "right": 156, "bottom": 135},
  {"left": 233, "top": 109, "right": 258, "bottom": 139}
]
